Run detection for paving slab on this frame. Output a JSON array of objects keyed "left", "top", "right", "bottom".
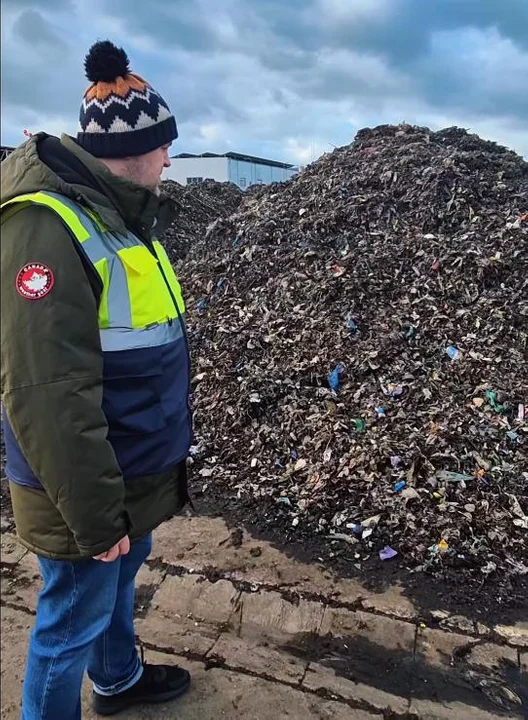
[
  {"left": 0, "top": 607, "right": 32, "bottom": 719},
  {"left": 436, "top": 613, "right": 477, "bottom": 634},
  {"left": 359, "top": 582, "right": 416, "bottom": 621},
  {"left": 103, "top": 652, "right": 375, "bottom": 720},
  {"left": 465, "top": 643, "right": 526, "bottom": 715},
  {"left": 134, "top": 563, "right": 165, "bottom": 614},
  {"left": 413, "top": 626, "right": 526, "bottom": 717},
  {"left": 136, "top": 573, "right": 240, "bottom": 657},
  {"left": 153, "top": 516, "right": 420, "bottom": 623},
  {"left": 240, "top": 588, "right": 326, "bottom": 641},
  {"left": 1, "top": 533, "right": 28, "bottom": 566},
  {"left": 302, "top": 661, "right": 410, "bottom": 715},
  {"left": 135, "top": 612, "right": 218, "bottom": 658},
  {"left": 0, "top": 608, "right": 374, "bottom": 720},
  {"left": 297, "top": 606, "right": 416, "bottom": 713},
  {"left": 494, "top": 622, "right": 528, "bottom": 649},
  {"left": 322, "top": 607, "right": 416, "bottom": 651},
  {"left": 1, "top": 551, "right": 40, "bottom": 613},
  {"left": 150, "top": 573, "right": 239, "bottom": 626},
  {"left": 415, "top": 624, "right": 477, "bottom": 668},
  {"left": 408, "top": 698, "right": 517, "bottom": 720},
  {"left": 208, "top": 633, "right": 308, "bottom": 684},
  {"left": 467, "top": 642, "right": 520, "bottom": 672}
]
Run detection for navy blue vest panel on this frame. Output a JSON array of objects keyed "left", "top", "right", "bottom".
[
  {"left": 4, "top": 322, "right": 192, "bottom": 490},
  {"left": 103, "top": 335, "right": 191, "bottom": 476}
]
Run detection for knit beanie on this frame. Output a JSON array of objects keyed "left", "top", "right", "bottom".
[{"left": 77, "top": 40, "right": 178, "bottom": 158}]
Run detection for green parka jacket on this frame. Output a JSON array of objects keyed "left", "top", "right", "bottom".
[{"left": 1, "top": 133, "right": 190, "bottom": 560}]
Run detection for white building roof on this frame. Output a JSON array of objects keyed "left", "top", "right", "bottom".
[{"left": 171, "top": 151, "right": 294, "bottom": 170}]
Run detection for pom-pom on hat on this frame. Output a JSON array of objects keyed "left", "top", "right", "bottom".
[{"left": 77, "top": 40, "right": 178, "bottom": 158}]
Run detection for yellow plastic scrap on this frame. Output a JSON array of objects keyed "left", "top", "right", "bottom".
[{"left": 438, "top": 539, "right": 449, "bottom": 553}]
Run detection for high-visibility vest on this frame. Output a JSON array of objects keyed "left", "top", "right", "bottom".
[
  {"left": 1, "top": 191, "right": 186, "bottom": 348},
  {"left": 1, "top": 190, "right": 192, "bottom": 484}
]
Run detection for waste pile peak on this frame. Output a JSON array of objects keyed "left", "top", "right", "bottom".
[{"left": 197, "top": 123, "right": 526, "bottom": 256}]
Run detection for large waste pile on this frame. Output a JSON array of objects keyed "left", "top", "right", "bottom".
[
  {"left": 161, "top": 179, "right": 242, "bottom": 260},
  {"left": 176, "top": 125, "right": 527, "bottom": 597}
]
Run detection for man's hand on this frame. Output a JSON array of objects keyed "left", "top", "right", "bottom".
[{"left": 93, "top": 535, "right": 130, "bottom": 562}]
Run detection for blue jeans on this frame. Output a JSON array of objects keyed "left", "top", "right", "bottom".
[{"left": 21, "top": 534, "right": 152, "bottom": 720}]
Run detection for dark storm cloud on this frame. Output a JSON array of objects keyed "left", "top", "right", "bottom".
[
  {"left": 12, "top": 9, "right": 69, "bottom": 49},
  {"left": 100, "top": 0, "right": 225, "bottom": 52},
  {"left": 415, "top": 30, "right": 528, "bottom": 120},
  {"left": 300, "top": 0, "right": 528, "bottom": 64},
  {"left": 1, "top": 0, "right": 526, "bottom": 157},
  {"left": 2, "top": 10, "right": 78, "bottom": 115},
  {"left": 2, "top": 0, "right": 74, "bottom": 9},
  {"left": 104, "top": 0, "right": 528, "bottom": 125},
  {"left": 0, "top": 10, "right": 74, "bottom": 123}
]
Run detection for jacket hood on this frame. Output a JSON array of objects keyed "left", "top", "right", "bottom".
[{"left": 1, "top": 133, "right": 178, "bottom": 238}]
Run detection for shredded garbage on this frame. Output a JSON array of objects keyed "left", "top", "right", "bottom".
[
  {"left": 168, "top": 124, "right": 527, "bottom": 597},
  {"left": 161, "top": 179, "right": 243, "bottom": 260}
]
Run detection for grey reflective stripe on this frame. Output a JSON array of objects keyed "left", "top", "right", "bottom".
[
  {"left": 100, "top": 320, "right": 184, "bottom": 352},
  {"left": 40, "top": 192, "right": 136, "bottom": 327},
  {"left": 105, "top": 258, "right": 132, "bottom": 328}
]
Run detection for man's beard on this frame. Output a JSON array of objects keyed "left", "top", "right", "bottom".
[{"left": 146, "top": 180, "right": 161, "bottom": 196}]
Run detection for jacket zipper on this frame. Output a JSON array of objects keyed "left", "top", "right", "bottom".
[
  {"left": 143, "top": 235, "right": 194, "bottom": 434},
  {"left": 143, "top": 238, "right": 182, "bottom": 328}
]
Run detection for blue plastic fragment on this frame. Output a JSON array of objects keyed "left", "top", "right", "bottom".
[
  {"left": 394, "top": 481, "right": 406, "bottom": 492},
  {"left": 379, "top": 546, "right": 398, "bottom": 561},
  {"left": 386, "top": 383, "right": 403, "bottom": 397},
  {"left": 328, "top": 363, "right": 345, "bottom": 392},
  {"left": 446, "top": 345, "right": 460, "bottom": 360},
  {"left": 347, "top": 316, "right": 358, "bottom": 332},
  {"left": 375, "top": 407, "right": 386, "bottom": 418}
]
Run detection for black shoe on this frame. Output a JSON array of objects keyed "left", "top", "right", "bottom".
[{"left": 93, "top": 661, "right": 191, "bottom": 716}]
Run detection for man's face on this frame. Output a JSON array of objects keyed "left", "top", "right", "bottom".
[{"left": 128, "top": 143, "right": 172, "bottom": 194}]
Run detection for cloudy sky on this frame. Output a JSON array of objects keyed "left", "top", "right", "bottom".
[{"left": 2, "top": 0, "right": 527, "bottom": 164}]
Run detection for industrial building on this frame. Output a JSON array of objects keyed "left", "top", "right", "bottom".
[{"left": 165, "top": 151, "right": 297, "bottom": 189}]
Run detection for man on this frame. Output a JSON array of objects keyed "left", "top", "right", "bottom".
[{"left": 1, "top": 41, "right": 192, "bottom": 718}]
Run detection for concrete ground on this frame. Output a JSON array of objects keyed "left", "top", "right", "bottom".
[{"left": 1, "top": 515, "right": 527, "bottom": 719}]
